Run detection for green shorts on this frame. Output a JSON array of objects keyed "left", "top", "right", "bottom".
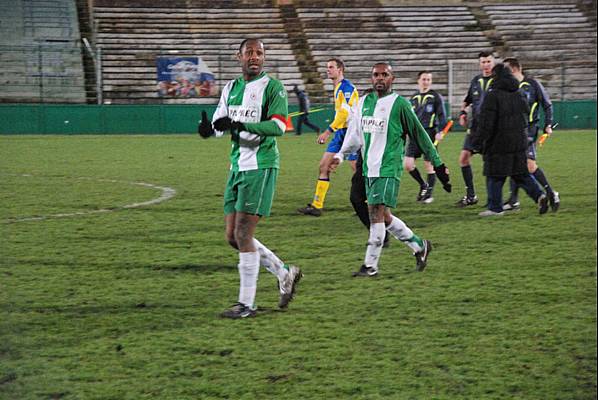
[
  {"left": 365, "top": 177, "right": 400, "bottom": 208},
  {"left": 224, "top": 168, "right": 278, "bottom": 216}
]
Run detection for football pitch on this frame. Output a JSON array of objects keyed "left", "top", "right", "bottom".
[{"left": 1, "top": 130, "right": 596, "bottom": 399}]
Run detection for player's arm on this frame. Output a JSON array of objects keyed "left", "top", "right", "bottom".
[
  {"left": 319, "top": 87, "right": 358, "bottom": 144},
  {"left": 330, "top": 87, "right": 358, "bottom": 131},
  {"left": 400, "top": 98, "right": 442, "bottom": 167},
  {"left": 330, "top": 100, "right": 363, "bottom": 171},
  {"left": 535, "top": 80, "right": 554, "bottom": 134},
  {"left": 399, "top": 98, "right": 451, "bottom": 191},
  {"left": 215, "top": 80, "right": 288, "bottom": 137},
  {"left": 435, "top": 92, "right": 449, "bottom": 141},
  {"left": 459, "top": 81, "right": 474, "bottom": 127}
]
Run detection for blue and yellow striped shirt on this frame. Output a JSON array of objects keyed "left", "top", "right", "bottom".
[{"left": 328, "top": 78, "right": 359, "bottom": 132}]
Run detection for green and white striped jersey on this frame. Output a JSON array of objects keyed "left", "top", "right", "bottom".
[
  {"left": 340, "top": 91, "right": 442, "bottom": 179},
  {"left": 212, "top": 72, "right": 288, "bottom": 172}
]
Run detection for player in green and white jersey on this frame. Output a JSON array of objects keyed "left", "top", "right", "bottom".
[
  {"left": 198, "top": 39, "right": 301, "bottom": 318},
  {"left": 331, "top": 62, "right": 452, "bottom": 277}
]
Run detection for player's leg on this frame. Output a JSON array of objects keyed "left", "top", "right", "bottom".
[
  {"left": 507, "top": 138, "right": 537, "bottom": 209},
  {"left": 223, "top": 169, "right": 300, "bottom": 318},
  {"left": 221, "top": 210, "right": 260, "bottom": 318},
  {"left": 385, "top": 210, "right": 432, "bottom": 271},
  {"left": 296, "top": 114, "right": 304, "bottom": 136},
  {"left": 350, "top": 155, "right": 390, "bottom": 248},
  {"left": 224, "top": 170, "right": 240, "bottom": 249},
  {"left": 404, "top": 140, "right": 428, "bottom": 201},
  {"left": 254, "top": 237, "right": 302, "bottom": 309},
  {"left": 353, "top": 203, "right": 386, "bottom": 277},
  {"left": 421, "top": 159, "right": 436, "bottom": 203},
  {"left": 511, "top": 173, "right": 549, "bottom": 214},
  {"left": 528, "top": 158, "right": 559, "bottom": 212},
  {"left": 504, "top": 177, "right": 520, "bottom": 210},
  {"left": 456, "top": 147, "right": 478, "bottom": 207},
  {"left": 298, "top": 128, "right": 343, "bottom": 216},
  {"left": 354, "top": 177, "right": 399, "bottom": 276},
  {"left": 298, "top": 151, "right": 335, "bottom": 216}
]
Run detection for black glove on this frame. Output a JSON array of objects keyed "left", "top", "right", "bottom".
[
  {"left": 198, "top": 111, "right": 214, "bottom": 138},
  {"left": 213, "top": 117, "right": 245, "bottom": 133},
  {"left": 434, "top": 163, "right": 452, "bottom": 193}
]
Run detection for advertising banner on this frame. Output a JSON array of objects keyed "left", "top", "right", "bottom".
[{"left": 156, "top": 56, "right": 217, "bottom": 97}]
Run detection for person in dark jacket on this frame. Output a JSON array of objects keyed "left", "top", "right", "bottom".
[
  {"left": 293, "top": 85, "right": 321, "bottom": 136},
  {"left": 471, "top": 63, "right": 549, "bottom": 216}
]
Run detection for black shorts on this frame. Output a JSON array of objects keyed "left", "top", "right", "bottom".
[
  {"left": 406, "top": 129, "right": 436, "bottom": 160},
  {"left": 526, "top": 125, "right": 539, "bottom": 160},
  {"left": 463, "top": 120, "right": 480, "bottom": 153},
  {"left": 462, "top": 131, "right": 478, "bottom": 153}
]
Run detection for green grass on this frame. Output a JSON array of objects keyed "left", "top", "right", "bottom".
[{"left": 1, "top": 131, "right": 596, "bottom": 399}]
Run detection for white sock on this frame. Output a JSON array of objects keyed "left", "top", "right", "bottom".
[
  {"left": 254, "top": 238, "right": 288, "bottom": 281},
  {"left": 364, "top": 222, "right": 385, "bottom": 269},
  {"left": 386, "top": 215, "right": 423, "bottom": 252},
  {"left": 238, "top": 251, "right": 259, "bottom": 308}
]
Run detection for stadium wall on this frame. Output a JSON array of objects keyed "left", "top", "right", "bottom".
[{"left": 0, "top": 101, "right": 595, "bottom": 134}]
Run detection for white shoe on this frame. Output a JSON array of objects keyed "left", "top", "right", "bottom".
[
  {"left": 479, "top": 210, "right": 504, "bottom": 217},
  {"left": 278, "top": 266, "right": 302, "bottom": 309}
]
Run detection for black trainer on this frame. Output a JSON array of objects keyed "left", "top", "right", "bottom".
[
  {"left": 455, "top": 195, "right": 478, "bottom": 208},
  {"left": 297, "top": 203, "right": 322, "bottom": 217},
  {"left": 421, "top": 190, "right": 434, "bottom": 204},
  {"left": 549, "top": 191, "right": 560, "bottom": 212},
  {"left": 416, "top": 185, "right": 428, "bottom": 202},
  {"left": 502, "top": 201, "right": 520, "bottom": 211},
  {"left": 352, "top": 264, "right": 378, "bottom": 277},
  {"left": 221, "top": 302, "right": 256, "bottom": 319},
  {"left": 414, "top": 240, "right": 432, "bottom": 272},
  {"left": 538, "top": 194, "right": 549, "bottom": 214}
]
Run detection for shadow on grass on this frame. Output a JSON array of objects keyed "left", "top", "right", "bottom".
[{"left": 148, "top": 263, "right": 235, "bottom": 274}]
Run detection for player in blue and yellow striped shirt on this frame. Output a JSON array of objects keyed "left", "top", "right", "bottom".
[{"left": 298, "top": 57, "right": 359, "bottom": 216}]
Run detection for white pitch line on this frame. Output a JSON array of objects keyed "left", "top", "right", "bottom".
[{"left": 5, "top": 176, "right": 176, "bottom": 223}]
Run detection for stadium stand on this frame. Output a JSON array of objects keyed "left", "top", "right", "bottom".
[
  {"left": 0, "top": 0, "right": 86, "bottom": 103},
  {"left": 1, "top": 0, "right": 595, "bottom": 107},
  {"left": 296, "top": 4, "right": 492, "bottom": 113},
  {"left": 483, "top": 3, "right": 597, "bottom": 100},
  {"left": 93, "top": 0, "right": 303, "bottom": 104}
]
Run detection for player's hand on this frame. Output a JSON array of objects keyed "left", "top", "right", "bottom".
[
  {"left": 459, "top": 114, "right": 467, "bottom": 127},
  {"left": 434, "top": 163, "right": 452, "bottom": 193},
  {"left": 213, "top": 117, "right": 245, "bottom": 133},
  {"left": 198, "top": 111, "right": 214, "bottom": 138},
  {"left": 317, "top": 131, "right": 331, "bottom": 145},
  {"left": 434, "top": 132, "right": 443, "bottom": 142},
  {"left": 544, "top": 125, "right": 553, "bottom": 135},
  {"left": 328, "top": 156, "right": 342, "bottom": 173}
]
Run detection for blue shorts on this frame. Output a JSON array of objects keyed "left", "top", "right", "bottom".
[{"left": 326, "top": 128, "right": 358, "bottom": 161}]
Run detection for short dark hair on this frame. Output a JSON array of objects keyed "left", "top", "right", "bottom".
[
  {"left": 328, "top": 57, "right": 345, "bottom": 71},
  {"left": 478, "top": 50, "right": 494, "bottom": 58},
  {"left": 417, "top": 70, "right": 431, "bottom": 78},
  {"left": 372, "top": 62, "right": 392, "bottom": 70},
  {"left": 239, "top": 38, "right": 263, "bottom": 53},
  {"left": 503, "top": 57, "right": 521, "bottom": 70}
]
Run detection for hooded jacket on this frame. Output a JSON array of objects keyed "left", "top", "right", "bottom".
[{"left": 471, "top": 63, "right": 530, "bottom": 177}]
